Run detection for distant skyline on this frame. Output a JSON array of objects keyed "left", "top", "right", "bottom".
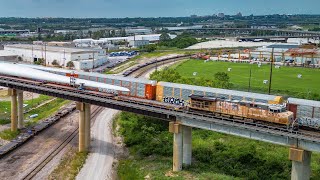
[{"left": 0, "top": 0, "right": 319, "bottom": 18}]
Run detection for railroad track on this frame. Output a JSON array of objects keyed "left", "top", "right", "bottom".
[
  {"left": 21, "top": 106, "right": 103, "bottom": 180},
  {"left": 132, "top": 58, "right": 186, "bottom": 78},
  {"left": 123, "top": 55, "right": 189, "bottom": 77}
]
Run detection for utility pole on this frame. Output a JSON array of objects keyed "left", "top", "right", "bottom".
[
  {"left": 268, "top": 48, "right": 274, "bottom": 95},
  {"left": 44, "top": 43, "right": 47, "bottom": 66},
  {"left": 92, "top": 52, "right": 95, "bottom": 71},
  {"left": 248, "top": 63, "right": 252, "bottom": 92}
]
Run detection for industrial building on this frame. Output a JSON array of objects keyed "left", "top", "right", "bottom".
[
  {"left": 4, "top": 44, "right": 107, "bottom": 70},
  {"left": 125, "top": 28, "right": 152, "bottom": 35},
  {"left": 0, "top": 50, "right": 18, "bottom": 61},
  {"left": 129, "top": 40, "right": 150, "bottom": 48},
  {"left": 0, "top": 29, "right": 30, "bottom": 36}
]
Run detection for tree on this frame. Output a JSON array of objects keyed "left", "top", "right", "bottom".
[
  {"left": 88, "top": 30, "right": 93, "bottom": 38},
  {"left": 120, "top": 29, "right": 126, "bottom": 37},
  {"left": 34, "top": 58, "right": 44, "bottom": 65},
  {"left": 141, "top": 44, "right": 157, "bottom": 52},
  {"left": 67, "top": 61, "right": 75, "bottom": 68},
  {"left": 52, "top": 60, "right": 59, "bottom": 66},
  {"left": 214, "top": 72, "right": 232, "bottom": 89},
  {"left": 159, "top": 32, "right": 171, "bottom": 42}
]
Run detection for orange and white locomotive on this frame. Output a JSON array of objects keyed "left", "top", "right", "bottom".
[{"left": 187, "top": 95, "right": 296, "bottom": 129}]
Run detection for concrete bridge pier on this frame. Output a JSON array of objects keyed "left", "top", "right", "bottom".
[
  {"left": 170, "top": 122, "right": 183, "bottom": 171},
  {"left": 289, "top": 148, "right": 311, "bottom": 180},
  {"left": 169, "top": 122, "right": 193, "bottom": 171},
  {"left": 17, "top": 90, "right": 24, "bottom": 129},
  {"left": 84, "top": 103, "right": 91, "bottom": 150},
  {"left": 9, "top": 89, "right": 24, "bottom": 131},
  {"left": 183, "top": 126, "right": 192, "bottom": 166},
  {"left": 8, "top": 88, "right": 18, "bottom": 131},
  {"left": 77, "top": 102, "right": 91, "bottom": 152}
]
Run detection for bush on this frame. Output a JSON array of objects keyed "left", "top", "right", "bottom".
[
  {"left": 118, "top": 112, "right": 172, "bottom": 156},
  {"left": 159, "top": 32, "right": 198, "bottom": 49},
  {"left": 140, "top": 44, "right": 157, "bottom": 52},
  {"left": 0, "top": 129, "right": 20, "bottom": 140},
  {"left": 66, "top": 61, "right": 74, "bottom": 68},
  {"left": 52, "top": 59, "right": 59, "bottom": 66}
]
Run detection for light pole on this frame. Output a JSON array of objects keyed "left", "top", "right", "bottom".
[
  {"left": 268, "top": 48, "right": 274, "bottom": 95},
  {"left": 248, "top": 63, "right": 253, "bottom": 92}
]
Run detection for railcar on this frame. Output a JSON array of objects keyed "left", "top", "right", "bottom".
[
  {"left": 156, "top": 81, "right": 279, "bottom": 106},
  {"left": 187, "top": 95, "right": 296, "bottom": 129},
  {"left": 288, "top": 98, "right": 320, "bottom": 130}
]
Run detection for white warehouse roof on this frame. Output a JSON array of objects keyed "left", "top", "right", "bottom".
[
  {"left": 99, "top": 34, "right": 177, "bottom": 42},
  {"left": 5, "top": 44, "right": 98, "bottom": 54}
]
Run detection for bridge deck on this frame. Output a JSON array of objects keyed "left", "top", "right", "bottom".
[{"left": 1, "top": 75, "right": 320, "bottom": 152}]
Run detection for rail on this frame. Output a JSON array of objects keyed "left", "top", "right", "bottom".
[{"left": 21, "top": 106, "right": 103, "bottom": 180}]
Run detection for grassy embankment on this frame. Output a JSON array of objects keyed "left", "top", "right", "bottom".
[
  {"left": 0, "top": 95, "right": 69, "bottom": 140},
  {"left": 24, "top": 98, "right": 70, "bottom": 126},
  {"left": 49, "top": 148, "right": 88, "bottom": 180},
  {"left": 0, "top": 95, "right": 52, "bottom": 124},
  {"left": 116, "top": 112, "right": 320, "bottom": 179},
  {"left": 116, "top": 60, "right": 320, "bottom": 179}
]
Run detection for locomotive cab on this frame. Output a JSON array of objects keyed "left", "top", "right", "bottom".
[
  {"left": 268, "top": 104, "right": 296, "bottom": 129},
  {"left": 188, "top": 95, "right": 217, "bottom": 112}
]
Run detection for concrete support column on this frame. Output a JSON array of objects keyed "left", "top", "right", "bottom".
[
  {"left": 289, "top": 148, "right": 311, "bottom": 180},
  {"left": 17, "top": 90, "right": 24, "bottom": 129},
  {"left": 183, "top": 126, "right": 192, "bottom": 166},
  {"left": 84, "top": 103, "right": 91, "bottom": 150},
  {"left": 8, "top": 89, "right": 18, "bottom": 131},
  {"left": 77, "top": 102, "right": 86, "bottom": 152},
  {"left": 169, "top": 122, "right": 183, "bottom": 171}
]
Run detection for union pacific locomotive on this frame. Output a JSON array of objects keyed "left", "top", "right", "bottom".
[{"left": 187, "top": 95, "right": 296, "bottom": 129}]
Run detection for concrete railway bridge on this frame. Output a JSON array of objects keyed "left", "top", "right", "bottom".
[{"left": 1, "top": 75, "right": 320, "bottom": 180}]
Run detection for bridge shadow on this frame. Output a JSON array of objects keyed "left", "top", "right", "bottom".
[{"left": 89, "top": 138, "right": 115, "bottom": 156}]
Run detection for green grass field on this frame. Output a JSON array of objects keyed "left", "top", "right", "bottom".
[
  {"left": 0, "top": 95, "right": 53, "bottom": 121},
  {"left": 174, "top": 60, "right": 320, "bottom": 95}
]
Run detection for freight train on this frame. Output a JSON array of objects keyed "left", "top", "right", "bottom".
[
  {"left": 9, "top": 58, "right": 320, "bottom": 131},
  {"left": 0, "top": 104, "right": 76, "bottom": 157}
]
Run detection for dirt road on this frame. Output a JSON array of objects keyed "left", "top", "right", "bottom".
[{"left": 76, "top": 108, "right": 119, "bottom": 180}]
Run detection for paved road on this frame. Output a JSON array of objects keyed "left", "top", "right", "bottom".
[{"left": 76, "top": 108, "right": 118, "bottom": 180}]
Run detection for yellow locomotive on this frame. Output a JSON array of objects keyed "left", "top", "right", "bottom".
[{"left": 187, "top": 95, "right": 296, "bottom": 129}]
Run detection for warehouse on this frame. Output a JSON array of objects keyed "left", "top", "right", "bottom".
[
  {"left": 0, "top": 50, "right": 18, "bottom": 62},
  {"left": 4, "top": 44, "right": 107, "bottom": 70}
]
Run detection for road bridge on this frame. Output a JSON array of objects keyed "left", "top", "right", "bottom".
[
  {"left": 170, "top": 27, "right": 320, "bottom": 35},
  {"left": 170, "top": 27, "right": 320, "bottom": 41},
  {"left": 0, "top": 74, "right": 319, "bottom": 180}
]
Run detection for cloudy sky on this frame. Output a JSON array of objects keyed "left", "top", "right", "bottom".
[{"left": 0, "top": 0, "right": 319, "bottom": 18}]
